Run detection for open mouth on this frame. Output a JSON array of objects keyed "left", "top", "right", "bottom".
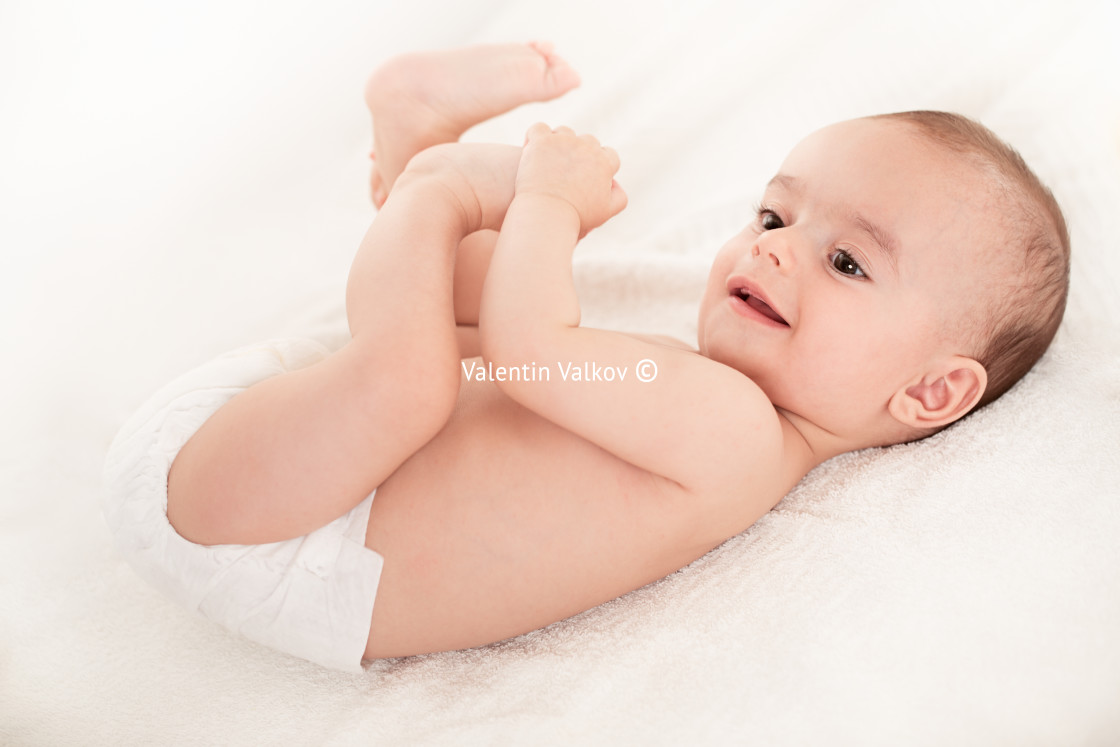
[{"left": 733, "top": 288, "right": 789, "bottom": 326}]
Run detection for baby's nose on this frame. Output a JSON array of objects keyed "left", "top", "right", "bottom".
[
  {"left": 758, "top": 245, "right": 782, "bottom": 267},
  {"left": 753, "top": 230, "right": 796, "bottom": 270}
]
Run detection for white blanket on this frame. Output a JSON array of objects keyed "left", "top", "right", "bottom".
[{"left": 3, "top": 0, "right": 1119, "bottom": 744}]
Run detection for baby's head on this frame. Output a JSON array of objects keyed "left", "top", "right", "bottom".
[{"left": 698, "top": 111, "right": 1069, "bottom": 451}]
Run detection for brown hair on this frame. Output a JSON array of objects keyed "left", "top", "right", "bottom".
[{"left": 875, "top": 110, "right": 1070, "bottom": 409}]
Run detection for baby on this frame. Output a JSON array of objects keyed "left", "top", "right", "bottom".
[{"left": 108, "top": 43, "right": 1069, "bottom": 671}]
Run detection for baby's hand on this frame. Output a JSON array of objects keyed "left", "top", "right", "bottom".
[{"left": 516, "top": 123, "right": 627, "bottom": 234}]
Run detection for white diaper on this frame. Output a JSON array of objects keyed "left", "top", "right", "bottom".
[{"left": 102, "top": 338, "right": 384, "bottom": 672}]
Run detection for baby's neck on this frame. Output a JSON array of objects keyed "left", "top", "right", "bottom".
[{"left": 774, "top": 408, "right": 871, "bottom": 467}]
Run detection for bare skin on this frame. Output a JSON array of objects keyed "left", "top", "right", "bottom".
[
  {"left": 364, "top": 42, "right": 580, "bottom": 205},
  {"left": 167, "top": 44, "right": 804, "bottom": 658},
  {"left": 167, "top": 44, "right": 991, "bottom": 662},
  {"left": 364, "top": 42, "right": 580, "bottom": 343}
]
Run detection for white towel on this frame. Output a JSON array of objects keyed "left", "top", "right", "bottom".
[{"left": 3, "top": 0, "right": 1118, "bottom": 744}]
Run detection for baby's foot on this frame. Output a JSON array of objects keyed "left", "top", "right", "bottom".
[
  {"left": 365, "top": 42, "right": 580, "bottom": 206},
  {"left": 397, "top": 142, "right": 524, "bottom": 232}
]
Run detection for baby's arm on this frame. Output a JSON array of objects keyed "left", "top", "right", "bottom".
[{"left": 480, "top": 125, "right": 785, "bottom": 502}]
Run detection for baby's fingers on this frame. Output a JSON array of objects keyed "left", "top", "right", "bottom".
[
  {"left": 601, "top": 145, "right": 621, "bottom": 175},
  {"left": 524, "top": 122, "right": 553, "bottom": 143},
  {"left": 608, "top": 179, "right": 628, "bottom": 219}
]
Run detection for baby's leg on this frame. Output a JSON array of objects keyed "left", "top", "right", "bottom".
[
  {"left": 365, "top": 43, "right": 579, "bottom": 348},
  {"left": 365, "top": 42, "right": 579, "bottom": 205},
  {"left": 166, "top": 44, "right": 571, "bottom": 547},
  {"left": 168, "top": 143, "right": 521, "bottom": 547}
]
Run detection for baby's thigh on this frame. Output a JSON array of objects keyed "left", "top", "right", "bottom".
[{"left": 166, "top": 339, "right": 452, "bottom": 546}]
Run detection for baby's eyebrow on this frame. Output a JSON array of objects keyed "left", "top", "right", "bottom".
[
  {"left": 849, "top": 212, "right": 900, "bottom": 274},
  {"left": 766, "top": 173, "right": 800, "bottom": 193},
  {"left": 766, "top": 173, "right": 900, "bottom": 274}
]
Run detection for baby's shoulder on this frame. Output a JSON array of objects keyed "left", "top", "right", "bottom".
[
  {"left": 620, "top": 332, "right": 696, "bottom": 351},
  {"left": 654, "top": 351, "right": 812, "bottom": 537}
]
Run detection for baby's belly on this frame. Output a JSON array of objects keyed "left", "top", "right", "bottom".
[{"left": 362, "top": 375, "right": 713, "bottom": 658}]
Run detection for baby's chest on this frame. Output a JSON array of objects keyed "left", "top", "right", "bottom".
[
  {"left": 365, "top": 380, "right": 763, "bottom": 651},
  {"left": 372, "top": 381, "right": 722, "bottom": 593}
]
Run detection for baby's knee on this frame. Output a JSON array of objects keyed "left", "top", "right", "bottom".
[
  {"left": 403, "top": 349, "right": 460, "bottom": 429},
  {"left": 344, "top": 337, "right": 460, "bottom": 441}
]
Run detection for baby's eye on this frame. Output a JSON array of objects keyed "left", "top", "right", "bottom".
[
  {"left": 829, "top": 249, "right": 865, "bottom": 277},
  {"left": 758, "top": 209, "right": 784, "bottom": 231}
]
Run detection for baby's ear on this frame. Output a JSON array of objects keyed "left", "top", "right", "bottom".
[{"left": 888, "top": 356, "right": 987, "bottom": 430}]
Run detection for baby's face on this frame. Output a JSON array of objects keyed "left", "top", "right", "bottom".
[{"left": 698, "top": 118, "right": 994, "bottom": 440}]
